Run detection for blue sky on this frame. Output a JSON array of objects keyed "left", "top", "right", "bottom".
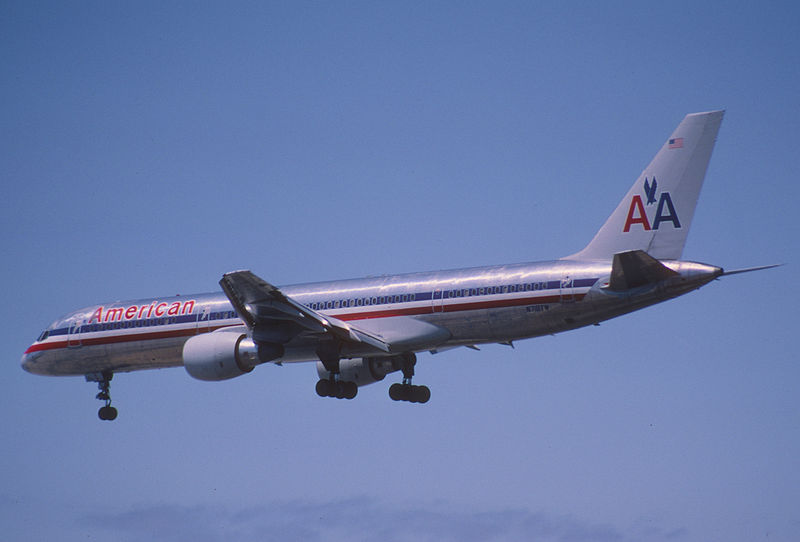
[{"left": 2, "top": 2, "right": 798, "bottom": 541}]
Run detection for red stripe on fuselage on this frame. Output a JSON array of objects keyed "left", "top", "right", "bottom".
[
  {"left": 335, "top": 293, "right": 568, "bottom": 320},
  {"left": 25, "top": 293, "right": 585, "bottom": 354},
  {"left": 24, "top": 324, "right": 234, "bottom": 354}
]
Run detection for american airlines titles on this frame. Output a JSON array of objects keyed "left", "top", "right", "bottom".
[{"left": 89, "top": 300, "right": 196, "bottom": 323}]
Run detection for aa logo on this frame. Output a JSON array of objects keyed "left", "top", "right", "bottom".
[{"left": 623, "top": 177, "right": 681, "bottom": 232}]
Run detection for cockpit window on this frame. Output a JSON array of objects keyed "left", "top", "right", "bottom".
[{"left": 37, "top": 330, "right": 49, "bottom": 342}]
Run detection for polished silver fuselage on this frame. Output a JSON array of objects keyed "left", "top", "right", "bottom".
[{"left": 22, "top": 258, "right": 721, "bottom": 377}]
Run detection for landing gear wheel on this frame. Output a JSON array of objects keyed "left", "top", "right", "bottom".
[
  {"left": 389, "top": 383, "right": 405, "bottom": 401},
  {"left": 316, "top": 379, "right": 331, "bottom": 397},
  {"left": 316, "top": 379, "right": 358, "bottom": 400},
  {"left": 315, "top": 341, "right": 358, "bottom": 400},
  {"left": 98, "top": 405, "right": 118, "bottom": 421},
  {"left": 389, "top": 383, "right": 431, "bottom": 404},
  {"left": 333, "top": 381, "right": 345, "bottom": 399},
  {"left": 343, "top": 381, "right": 358, "bottom": 399},
  {"left": 415, "top": 385, "right": 431, "bottom": 404},
  {"left": 86, "top": 371, "right": 118, "bottom": 421},
  {"left": 389, "top": 354, "right": 430, "bottom": 403}
]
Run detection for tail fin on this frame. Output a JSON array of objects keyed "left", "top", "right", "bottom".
[{"left": 566, "top": 110, "right": 724, "bottom": 261}]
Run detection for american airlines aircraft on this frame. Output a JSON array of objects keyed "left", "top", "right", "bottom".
[{"left": 22, "top": 110, "right": 775, "bottom": 420}]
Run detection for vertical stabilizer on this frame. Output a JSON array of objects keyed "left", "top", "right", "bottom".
[{"left": 566, "top": 111, "right": 724, "bottom": 261}]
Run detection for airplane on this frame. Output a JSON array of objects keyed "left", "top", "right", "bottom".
[{"left": 21, "top": 110, "right": 777, "bottom": 420}]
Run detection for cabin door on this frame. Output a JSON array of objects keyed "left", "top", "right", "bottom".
[
  {"left": 67, "top": 320, "right": 82, "bottom": 348},
  {"left": 432, "top": 289, "right": 445, "bottom": 313},
  {"left": 560, "top": 275, "right": 575, "bottom": 304},
  {"left": 197, "top": 304, "right": 212, "bottom": 334}
]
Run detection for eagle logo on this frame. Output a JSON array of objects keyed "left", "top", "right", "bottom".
[
  {"left": 624, "top": 176, "right": 681, "bottom": 232},
  {"left": 644, "top": 177, "right": 658, "bottom": 205}
]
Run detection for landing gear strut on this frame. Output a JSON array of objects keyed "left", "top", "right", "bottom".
[
  {"left": 315, "top": 340, "right": 357, "bottom": 400},
  {"left": 389, "top": 353, "right": 430, "bottom": 404},
  {"left": 86, "top": 371, "right": 117, "bottom": 421}
]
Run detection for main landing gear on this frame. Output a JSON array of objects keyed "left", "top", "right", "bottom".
[
  {"left": 86, "top": 371, "right": 117, "bottom": 421},
  {"left": 389, "top": 353, "right": 430, "bottom": 404},
  {"left": 315, "top": 378, "right": 358, "bottom": 400},
  {"left": 315, "top": 340, "right": 358, "bottom": 400}
]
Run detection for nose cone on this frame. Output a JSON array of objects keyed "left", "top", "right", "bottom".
[
  {"left": 21, "top": 350, "right": 36, "bottom": 373},
  {"left": 21, "top": 346, "right": 45, "bottom": 375}
]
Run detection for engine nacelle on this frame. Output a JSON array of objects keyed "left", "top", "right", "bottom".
[
  {"left": 316, "top": 356, "right": 402, "bottom": 387},
  {"left": 183, "top": 332, "right": 260, "bottom": 381}
]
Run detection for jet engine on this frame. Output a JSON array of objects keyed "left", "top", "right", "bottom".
[
  {"left": 316, "top": 355, "right": 402, "bottom": 387},
  {"left": 183, "top": 332, "right": 261, "bottom": 381}
]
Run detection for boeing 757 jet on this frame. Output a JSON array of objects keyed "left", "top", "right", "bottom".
[{"left": 22, "top": 110, "right": 775, "bottom": 420}]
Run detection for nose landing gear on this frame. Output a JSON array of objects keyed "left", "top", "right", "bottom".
[{"left": 86, "top": 371, "right": 117, "bottom": 421}]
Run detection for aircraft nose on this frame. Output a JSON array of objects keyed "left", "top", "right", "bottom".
[
  {"left": 21, "top": 348, "right": 41, "bottom": 374},
  {"left": 21, "top": 352, "right": 33, "bottom": 372}
]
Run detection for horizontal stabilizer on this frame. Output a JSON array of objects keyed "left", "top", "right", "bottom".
[{"left": 608, "top": 250, "right": 678, "bottom": 291}]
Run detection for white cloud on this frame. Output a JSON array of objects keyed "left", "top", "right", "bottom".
[{"left": 81, "top": 497, "right": 684, "bottom": 542}]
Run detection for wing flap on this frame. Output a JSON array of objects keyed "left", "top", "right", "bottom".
[
  {"left": 351, "top": 316, "right": 451, "bottom": 352},
  {"left": 220, "top": 270, "right": 391, "bottom": 352}
]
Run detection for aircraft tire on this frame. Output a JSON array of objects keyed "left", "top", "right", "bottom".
[
  {"left": 389, "top": 383, "right": 404, "bottom": 401},
  {"left": 316, "top": 379, "right": 331, "bottom": 397},
  {"left": 389, "top": 383, "right": 430, "bottom": 403},
  {"left": 98, "top": 406, "right": 118, "bottom": 421},
  {"left": 343, "top": 381, "right": 358, "bottom": 399}
]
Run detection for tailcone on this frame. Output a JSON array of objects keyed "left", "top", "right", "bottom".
[{"left": 667, "top": 261, "right": 723, "bottom": 290}]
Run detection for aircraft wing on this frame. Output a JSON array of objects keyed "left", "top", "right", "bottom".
[{"left": 219, "top": 270, "right": 391, "bottom": 352}]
